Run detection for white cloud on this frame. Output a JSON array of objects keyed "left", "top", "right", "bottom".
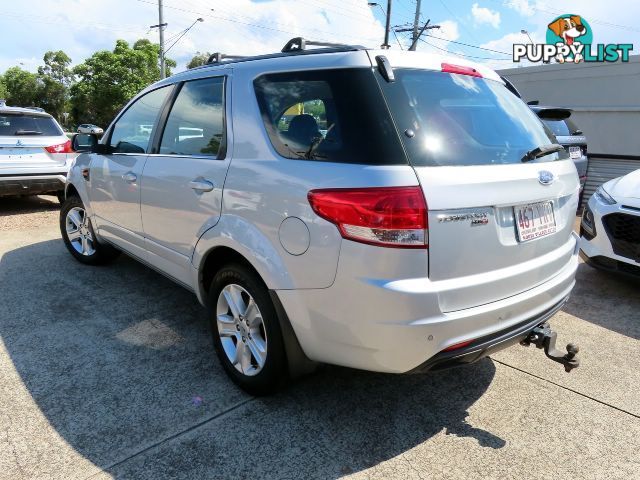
[
  {"left": 504, "top": 0, "right": 536, "bottom": 17},
  {"left": 436, "top": 20, "right": 461, "bottom": 42},
  {"left": 471, "top": 3, "right": 501, "bottom": 28},
  {"left": 0, "top": 0, "right": 385, "bottom": 72}
]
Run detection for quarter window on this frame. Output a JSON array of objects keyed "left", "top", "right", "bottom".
[
  {"left": 254, "top": 69, "right": 406, "bottom": 165},
  {"left": 159, "top": 77, "right": 226, "bottom": 157},
  {"left": 109, "top": 86, "right": 171, "bottom": 154}
]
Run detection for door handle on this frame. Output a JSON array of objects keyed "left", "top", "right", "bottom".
[
  {"left": 122, "top": 172, "right": 137, "bottom": 183},
  {"left": 189, "top": 179, "right": 215, "bottom": 192}
]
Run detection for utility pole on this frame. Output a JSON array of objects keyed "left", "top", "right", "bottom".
[
  {"left": 395, "top": 20, "right": 440, "bottom": 51},
  {"left": 158, "top": 0, "right": 166, "bottom": 78},
  {"left": 149, "top": 0, "right": 168, "bottom": 78},
  {"left": 412, "top": 0, "right": 422, "bottom": 47},
  {"left": 382, "top": 0, "right": 392, "bottom": 49}
]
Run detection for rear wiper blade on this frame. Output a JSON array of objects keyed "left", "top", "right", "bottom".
[
  {"left": 14, "top": 130, "right": 42, "bottom": 136},
  {"left": 521, "top": 143, "right": 564, "bottom": 162}
]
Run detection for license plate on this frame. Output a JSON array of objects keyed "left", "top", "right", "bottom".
[
  {"left": 514, "top": 201, "right": 556, "bottom": 242},
  {"left": 569, "top": 146, "right": 581, "bottom": 159}
]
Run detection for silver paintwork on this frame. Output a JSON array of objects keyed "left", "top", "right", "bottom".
[
  {"left": 216, "top": 284, "right": 267, "bottom": 376},
  {"left": 64, "top": 48, "right": 580, "bottom": 374}
]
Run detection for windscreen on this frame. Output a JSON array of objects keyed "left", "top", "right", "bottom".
[
  {"left": 0, "top": 113, "right": 63, "bottom": 136},
  {"left": 379, "top": 69, "right": 568, "bottom": 166}
]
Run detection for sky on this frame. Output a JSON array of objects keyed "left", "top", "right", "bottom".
[{"left": 1, "top": 0, "right": 639, "bottom": 74}]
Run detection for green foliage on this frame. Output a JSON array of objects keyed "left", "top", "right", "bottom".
[
  {"left": 3, "top": 67, "right": 40, "bottom": 107},
  {"left": 187, "top": 52, "right": 211, "bottom": 69},
  {"left": 0, "top": 76, "right": 7, "bottom": 99},
  {"left": 38, "top": 50, "right": 73, "bottom": 122},
  {"left": 1, "top": 39, "right": 174, "bottom": 129},
  {"left": 70, "top": 39, "right": 175, "bottom": 127}
]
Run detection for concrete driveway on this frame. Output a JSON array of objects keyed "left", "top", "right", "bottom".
[{"left": 1, "top": 196, "right": 639, "bottom": 480}]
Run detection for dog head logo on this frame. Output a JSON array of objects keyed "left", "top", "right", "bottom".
[
  {"left": 548, "top": 15, "right": 586, "bottom": 46},
  {"left": 546, "top": 14, "right": 593, "bottom": 63}
]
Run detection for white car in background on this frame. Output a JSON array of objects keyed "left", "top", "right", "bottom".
[
  {"left": 0, "top": 101, "right": 75, "bottom": 201},
  {"left": 77, "top": 124, "right": 104, "bottom": 135},
  {"left": 580, "top": 169, "right": 640, "bottom": 277}
]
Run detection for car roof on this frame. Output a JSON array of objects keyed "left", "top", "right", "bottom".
[
  {"left": 155, "top": 38, "right": 501, "bottom": 87},
  {"left": 0, "top": 105, "right": 52, "bottom": 117},
  {"left": 529, "top": 105, "right": 573, "bottom": 114}
]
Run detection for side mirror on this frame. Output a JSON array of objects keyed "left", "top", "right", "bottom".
[{"left": 72, "top": 133, "right": 98, "bottom": 153}]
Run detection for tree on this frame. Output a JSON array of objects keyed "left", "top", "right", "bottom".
[
  {"left": 38, "top": 50, "right": 73, "bottom": 122},
  {"left": 2, "top": 67, "right": 40, "bottom": 107},
  {"left": 187, "top": 52, "right": 211, "bottom": 69},
  {"left": 0, "top": 76, "right": 7, "bottom": 99},
  {"left": 70, "top": 39, "right": 175, "bottom": 127}
]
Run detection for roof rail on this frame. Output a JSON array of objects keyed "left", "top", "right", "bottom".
[
  {"left": 281, "top": 37, "right": 361, "bottom": 53},
  {"left": 206, "top": 52, "right": 248, "bottom": 64},
  {"left": 0, "top": 99, "right": 6, "bottom": 108}
]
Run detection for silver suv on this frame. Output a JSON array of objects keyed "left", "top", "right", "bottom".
[
  {"left": 0, "top": 101, "right": 74, "bottom": 200},
  {"left": 61, "top": 39, "right": 581, "bottom": 394}
]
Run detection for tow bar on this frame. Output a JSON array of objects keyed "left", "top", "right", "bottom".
[{"left": 520, "top": 322, "right": 580, "bottom": 372}]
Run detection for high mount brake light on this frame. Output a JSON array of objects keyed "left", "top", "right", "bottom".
[
  {"left": 45, "top": 140, "right": 73, "bottom": 154},
  {"left": 441, "top": 63, "right": 483, "bottom": 78},
  {"left": 307, "top": 186, "right": 428, "bottom": 248}
]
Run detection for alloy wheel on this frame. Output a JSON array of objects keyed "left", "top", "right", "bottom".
[
  {"left": 65, "top": 207, "right": 96, "bottom": 256},
  {"left": 216, "top": 284, "right": 268, "bottom": 376}
]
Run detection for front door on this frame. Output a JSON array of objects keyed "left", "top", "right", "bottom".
[
  {"left": 140, "top": 76, "right": 231, "bottom": 285},
  {"left": 89, "top": 85, "right": 173, "bottom": 254}
]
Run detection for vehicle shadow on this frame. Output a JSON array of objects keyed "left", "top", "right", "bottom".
[
  {"left": 0, "top": 239, "right": 503, "bottom": 478},
  {"left": 0, "top": 195, "right": 59, "bottom": 216},
  {"left": 562, "top": 262, "right": 640, "bottom": 340}
]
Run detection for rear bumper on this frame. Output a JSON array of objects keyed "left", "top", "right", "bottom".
[
  {"left": 0, "top": 173, "right": 66, "bottom": 196},
  {"left": 277, "top": 232, "right": 579, "bottom": 373},
  {"left": 409, "top": 296, "right": 568, "bottom": 372}
]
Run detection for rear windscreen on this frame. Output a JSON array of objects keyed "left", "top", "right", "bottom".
[
  {"left": 378, "top": 69, "right": 568, "bottom": 166},
  {"left": 0, "top": 113, "right": 63, "bottom": 136},
  {"left": 542, "top": 118, "right": 580, "bottom": 137}
]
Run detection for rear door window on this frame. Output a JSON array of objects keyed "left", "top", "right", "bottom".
[
  {"left": 0, "top": 114, "right": 62, "bottom": 136},
  {"left": 254, "top": 69, "right": 406, "bottom": 165},
  {"left": 378, "top": 69, "right": 568, "bottom": 166},
  {"left": 159, "top": 76, "right": 226, "bottom": 158}
]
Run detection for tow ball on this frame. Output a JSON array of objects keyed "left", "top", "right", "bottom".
[{"left": 520, "top": 322, "right": 580, "bottom": 372}]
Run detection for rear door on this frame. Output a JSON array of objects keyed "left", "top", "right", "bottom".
[
  {"left": 377, "top": 64, "right": 579, "bottom": 312},
  {"left": 89, "top": 85, "right": 173, "bottom": 253},
  {"left": 140, "top": 75, "right": 231, "bottom": 286}
]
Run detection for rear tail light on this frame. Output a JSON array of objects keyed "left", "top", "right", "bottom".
[
  {"left": 307, "top": 186, "right": 428, "bottom": 248},
  {"left": 45, "top": 140, "right": 73, "bottom": 154},
  {"left": 441, "top": 63, "right": 483, "bottom": 78}
]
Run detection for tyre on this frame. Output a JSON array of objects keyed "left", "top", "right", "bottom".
[
  {"left": 59, "top": 195, "right": 120, "bottom": 265},
  {"left": 208, "top": 264, "right": 287, "bottom": 395},
  {"left": 56, "top": 191, "right": 66, "bottom": 204}
]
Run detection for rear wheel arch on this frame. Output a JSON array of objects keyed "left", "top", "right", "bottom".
[{"left": 198, "top": 245, "right": 316, "bottom": 379}]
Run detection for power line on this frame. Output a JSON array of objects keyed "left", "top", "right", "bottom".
[
  {"left": 418, "top": 37, "right": 513, "bottom": 61},
  {"left": 426, "top": 33, "right": 512, "bottom": 56},
  {"left": 135, "top": 0, "right": 378, "bottom": 44}
]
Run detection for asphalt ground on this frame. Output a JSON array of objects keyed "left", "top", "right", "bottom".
[{"left": 1, "top": 195, "right": 639, "bottom": 480}]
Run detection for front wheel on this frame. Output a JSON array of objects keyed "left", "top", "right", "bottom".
[
  {"left": 59, "top": 196, "right": 119, "bottom": 265},
  {"left": 209, "top": 264, "right": 287, "bottom": 395}
]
